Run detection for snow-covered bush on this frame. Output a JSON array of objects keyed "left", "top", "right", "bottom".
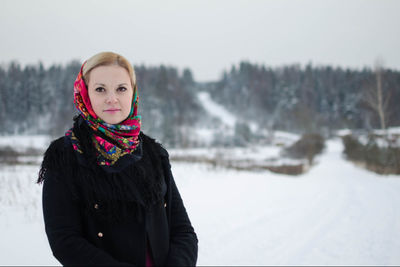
[
  {"left": 283, "top": 133, "right": 325, "bottom": 164},
  {"left": 0, "top": 146, "right": 19, "bottom": 164},
  {"left": 342, "top": 134, "right": 400, "bottom": 175}
]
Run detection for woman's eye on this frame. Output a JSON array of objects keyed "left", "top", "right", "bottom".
[
  {"left": 95, "top": 87, "right": 105, "bottom": 92},
  {"left": 117, "top": 87, "right": 127, "bottom": 92}
]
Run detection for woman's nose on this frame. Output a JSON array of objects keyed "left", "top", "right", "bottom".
[{"left": 106, "top": 93, "right": 118, "bottom": 103}]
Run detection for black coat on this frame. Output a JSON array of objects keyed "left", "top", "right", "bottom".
[{"left": 39, "top": 133, "right": 198, "bottom": 266}]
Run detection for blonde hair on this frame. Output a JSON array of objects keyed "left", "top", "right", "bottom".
[{"left": 82, "top": 51, "right": 136, "bottom": 88}]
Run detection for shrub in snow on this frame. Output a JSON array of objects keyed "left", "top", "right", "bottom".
[
  {"left": 342, "top": 134, "right": 400, "bottom": 175},
  {"left": 0, "top": 145, "right": 43, "bottom": 165},
  {"left": 283, "top": 133, "right": 325, "bottom": 165},
  {"left": 0, "top": 146, "right": 19, "bottom": 164}
]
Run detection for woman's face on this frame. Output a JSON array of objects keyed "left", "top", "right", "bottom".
[{"left": 87, "top": 65, "right": 133, "bottom": 124}]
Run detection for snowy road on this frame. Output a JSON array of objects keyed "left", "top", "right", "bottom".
[
  {"left": 1, "top": 139, "right": 400, "bottom": 265},
  {"left": 174, "top": 139, "right": 400, "bottom": 265}
]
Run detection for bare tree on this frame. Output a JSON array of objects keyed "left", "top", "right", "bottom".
[{"left": 364, "top": 58, "right": 391, "bottom": 130}]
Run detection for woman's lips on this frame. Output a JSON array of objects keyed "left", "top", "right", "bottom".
[{"left": 104, "top": 109, "right": 121, "bottom": 113}]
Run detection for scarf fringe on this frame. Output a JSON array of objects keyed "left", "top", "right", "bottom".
[{"left": 37, "top": 122, "right": 165, "bottom": 225}]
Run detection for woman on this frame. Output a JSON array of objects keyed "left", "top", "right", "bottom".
[{"left": 37, "top": 52, "right": 198, "bottom": 266}]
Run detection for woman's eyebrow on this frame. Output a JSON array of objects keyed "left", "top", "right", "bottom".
[{"left": 94, "top": 83, "right": 128, "bottom": 87}]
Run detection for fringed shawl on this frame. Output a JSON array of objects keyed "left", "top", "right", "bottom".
[{"left": 37, "top": 118, "right": 166, "bottom": 225}]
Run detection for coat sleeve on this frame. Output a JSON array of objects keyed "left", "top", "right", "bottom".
[
  {"left": 162, "top": 154, "right": 198, "bottom": 266},
  {"left": 42, "top": 170, "right": 135, "bottom": 266}
]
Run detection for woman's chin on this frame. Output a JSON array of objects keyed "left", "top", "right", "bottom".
[{"left": 101, "top": 117, "right": 123, "bottom": 125}]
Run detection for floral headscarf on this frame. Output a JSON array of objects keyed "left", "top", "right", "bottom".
[{"left": 65, "top": 61, "right": 141, "bottom": 167}]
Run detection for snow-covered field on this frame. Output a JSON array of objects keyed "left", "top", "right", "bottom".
[
  {"left": 178, "top": 139, "right": 400, "bottom": 265},
  {"left": 1, "top": 95, "right": 400, "bottom": 265},
  {"left": 0, "top": 135, "right": 51, "bottom": 153},
  {"left": 0, "top": 137, "right": 400, "bottom": 265}
]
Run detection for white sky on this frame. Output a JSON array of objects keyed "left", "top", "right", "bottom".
[{"left": 0, "top": 0, "right": 399, "bottom": 82}]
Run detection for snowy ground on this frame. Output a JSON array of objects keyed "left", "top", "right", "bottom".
[
  {"left": 0, "top": 135, "right": 51, "bottom": 153},
  {"left": 183, "top": 139, "right": 400, "bottom": 265},
  {"left": 0, "top": 138, "right": 400, "bottom": 265}
]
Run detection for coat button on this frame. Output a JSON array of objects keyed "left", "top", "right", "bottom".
[
  {"left": 98, "top": 232, "right": 103, "bottom": 238},
  {"left": 164, "top": 202, "right": 167, "bottom": 208},
  {"left": 94, "top": 204, "right": 99, "bottom": 209}
]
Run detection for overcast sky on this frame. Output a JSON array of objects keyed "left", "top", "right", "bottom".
[{"left": 1, "top": 0, "right": 399, "bottom": 81}]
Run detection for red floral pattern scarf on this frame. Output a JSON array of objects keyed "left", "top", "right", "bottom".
[{"left": 65, "top": 61, "right": 141, "bottom": 166}]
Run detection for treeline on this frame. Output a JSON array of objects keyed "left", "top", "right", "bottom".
[
  {"left": 0, "top": 60, "right": 399, "bottom": 146},
  {"left": 209, "top": 62, "right": 400, "bottom": 135},
  {"left": 0, "top": 61, "right": 79, "bottom": 136},
  {"left": 0, "top": 61, "right": 203, "bottom": 146}
]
